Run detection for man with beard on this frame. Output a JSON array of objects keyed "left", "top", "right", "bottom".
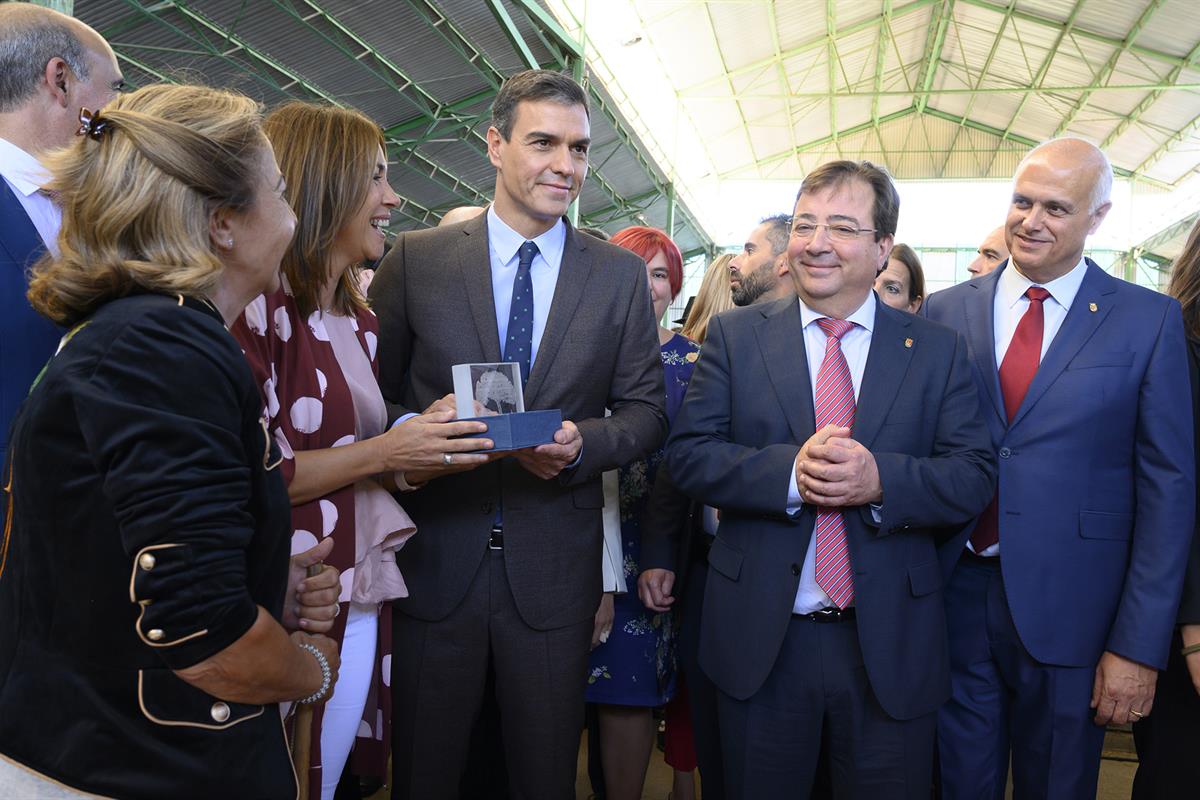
[{"left": 730, "top": 214, "right": 794, "bottom": 307}]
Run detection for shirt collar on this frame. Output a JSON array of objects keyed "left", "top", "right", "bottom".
[
  {"left": 486, "top": 205, "right": 566, "bottom": 269},
  {"left": 999, "top": 255, "right": 1088, "bottom": 312},
  {"left": 798, "top": 290, "right": 876, "bottom": 334},
  {"left": 0, "top": 136, "right": 50, "bottom": 197}
]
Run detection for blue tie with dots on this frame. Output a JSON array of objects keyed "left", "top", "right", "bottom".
[{"left": 504, "top": 240, "right": 538, "bottom": 384}]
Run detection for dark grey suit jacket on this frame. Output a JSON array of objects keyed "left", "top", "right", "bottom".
[{"left": 369, "top": 213, "right": 667, "bottom": 630}]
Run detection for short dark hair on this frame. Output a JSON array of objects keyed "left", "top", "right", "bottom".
[
  {"left": 760, "top": 214, "right": 791, "bottom": 257},
  {"left": 0, "top": 3, "right": 92, "bottom": 112},
  {"left": 491, "top": 69, "right": 589, "bottom": 141},
  {"left": 795, "top": 160, "right": 899, "bottom": 241}
]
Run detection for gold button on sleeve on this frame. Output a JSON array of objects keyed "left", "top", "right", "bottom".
[
  {"left": 147, "top": 628, "right": 165, "bottom": 641},
  {"left": 138, "top": 553, "right": 156, "bottom": 571}
]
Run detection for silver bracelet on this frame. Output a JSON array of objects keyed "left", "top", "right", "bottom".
[{"left": 296, "top": 641, "right": 331, "bottom": 705}]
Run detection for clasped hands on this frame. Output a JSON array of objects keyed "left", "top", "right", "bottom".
[
  {"left": 794, "top": 424, "right": 883, "bottom": 508},
  {"left": 396, "top": 394, "right": 581, "bottom": 484}
]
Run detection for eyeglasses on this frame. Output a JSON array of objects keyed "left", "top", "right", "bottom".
[{"left": 790, "top": 222, "right": 877, "bottom": 241}]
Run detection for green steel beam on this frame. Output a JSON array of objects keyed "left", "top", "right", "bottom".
[
  {"left": 773, "top": 0, "right": 806, "bottom": 174},
  {"left": 1102, "top": 35, "right": 1200, "bottom": 149},
  {"left": 1053, "top": 0, "right": 1166, "bottom": 137},
  {"left": 826, "top": 0, "right": 841, "bottom": 158},
  {"left": 112, "top": 50, "right": 175, "bottom": 86},
  {"left": 940, "top": 0, "right": 1015, "bottom": 176},
  {"left": 983, "top": 0, "right": 1085, "bottom": 177},
  {"left": 870, "top": 0, "right": 894, "bottom": 172},
  {"left": 677, "top": 0, "right": 939, "bottom": 96},
  {"left": 915, "top": 0, "right": 953, "bottom": 114},
  {"left": 485, "top": 0, "right": 540, "bottom": 71},
  {"left": 407, "top": 0, "right": 504, "bottom": 92},
  {"left": 511, "top": 0, "right": 584, "bottom": 60},
  {"left": 678, "top": 80, "right": 1200, "bottom": 99},
  {"left": 1136, "top": 109, "right": 1200, "bottom": 175},
  {"left": 567, "top": 55, "right": 584, "bottom": 227},
  {"left": 703, "top": 2, "right": 760, "bottom": 176},
  {"left": 665, "top": 182, "right": 676, "bottom": 237},
  {"left": 718, "top": 107, "right": 916, "bottom": 178},
  {"left": 958, "top": 0, "right": 1189, "bottom": 68}
]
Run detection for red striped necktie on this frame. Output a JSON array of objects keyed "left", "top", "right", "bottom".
[{"left": 813, "top": 317, "right": 857, "bottom": 608}]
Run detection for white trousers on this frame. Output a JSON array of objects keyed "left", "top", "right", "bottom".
[{"left": 319, "top": 602, "right": 378, "bottom": 800}]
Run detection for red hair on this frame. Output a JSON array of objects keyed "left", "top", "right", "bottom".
[{"left": 611, "top": 226, "right": 683, "bottom": 299}]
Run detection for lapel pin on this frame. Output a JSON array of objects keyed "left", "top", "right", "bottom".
[
  {"left": 1089, "top": 302, "right": 1097, "bottom": 312},
  {"left": 904, "top": 337, "right": 913, "bottom": 349}
]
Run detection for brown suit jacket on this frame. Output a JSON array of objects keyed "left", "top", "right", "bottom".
[{"left": 369, "top": 213, "right": 667, "bottom": 630}]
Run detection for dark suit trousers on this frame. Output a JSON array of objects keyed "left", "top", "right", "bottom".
[
  {"left": 677, "top": 558, "right": 725, "bottom": 799},
  {"left": 390, "top": 549, "right": 592, "bottom": 800},
  {"left": 938, "top": 556, "right": 1106, "bottom": 800},
  {"left": 718, "top": 614, "right": 935, "bottom": 800},
  {"left": 1132, "top": 628, "right": 1200, "bottom": 799}
]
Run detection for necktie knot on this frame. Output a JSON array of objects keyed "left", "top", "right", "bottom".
[
  {"left": 518, "top": 241, "right": 539, "bottom": 269},
  {"left": 1025, "top": 286, "right": 1050, "bottom": 304},
  {"left": 816, "top": 317, "right": 855, "bottom": 341}
]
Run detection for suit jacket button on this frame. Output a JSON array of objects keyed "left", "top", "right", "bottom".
[
  {"left": 210, "top": 702, "right": 231, "bottom": 723},
  {"left": 791, "top": 563, "right": 801, "bottom": 576},
  {"left": 147, "top": 628, "right": 165, "bottom": 641},
  {"left": 999, "top": 447, "right": 1011, "bottom": 459},
  {"left": 138, "top": 553, "right": 156, "bottom": 571}
]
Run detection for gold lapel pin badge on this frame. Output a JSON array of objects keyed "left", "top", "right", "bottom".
[
  {"left": 904, "top": 337, "right": 913, "bottom": 348},
  {"left": 1089, "top": 302, "right": 1098, "bottom": 312}
]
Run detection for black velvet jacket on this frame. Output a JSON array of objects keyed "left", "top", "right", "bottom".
[{"left": 0, "top": 294, "right": 295, "bottom": 799}]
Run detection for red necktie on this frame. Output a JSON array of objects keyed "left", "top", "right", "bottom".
[
  {"left": 970, "top": 286, "right": 1051, "bottom": 552},
  {"left": 813, "top": 318, "right": 856, "bottom": 608}
]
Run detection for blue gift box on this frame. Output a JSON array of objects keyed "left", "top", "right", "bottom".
[{"left": 459, "top": 409, "right": 563, "bottom": 452}]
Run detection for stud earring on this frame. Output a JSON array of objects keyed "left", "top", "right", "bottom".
[{"left": 227, "top": 239, "right": 234, "bottom": 248}]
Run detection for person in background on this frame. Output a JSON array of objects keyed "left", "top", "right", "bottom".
[
  {"left": 231, "top": 101, "right": 493, "bottom": 800},
  {"left": 875, "top": 243, "right": 925, "bottom": 313},
  {"left": 440, "top": 205, "right": 487, "bottom": 227},
  {"left": 967, "top": 225, "right": 1008, "bottom": 277},
  {"left": 925, "top": 138, "right": 1194, "bottom": 800},
  {"left": 586, "top": 225, "right": 698, "bottom": 800},
  {"left": 0, "top": 2, "right": 123, "bottom": 464},
  {"left": 1131, "top": 215, "right": 1200, "bottom": 800},
  {"left": 0, "top": 83, "right": 341, "bottom": 800},
  {"left": 679, "top": 252, "right": 734, "bottom": 344},
  {"left": 577, "top": 225, "right": 611, "bottom": 240},
  {"left": 729, "top": 214, "right": 794, "bottom": 307}
]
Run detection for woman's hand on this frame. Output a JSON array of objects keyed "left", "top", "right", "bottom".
[
  {"left": 291, "top": 631, "right": 340, "bottom": 703},
  {"left": 591, "top": 592, "right": 615, "bottom": 650},
  {"left": 282, "top": 537, "right": 341, "bottom": 633},
  {"left": 386, "top": 405, "right": 500, "bottom": 484},
  {"left": 1182, "top": 624, "right": 1200, "bottom": 697}
]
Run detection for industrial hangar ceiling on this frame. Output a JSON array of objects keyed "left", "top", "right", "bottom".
[{"left": 73, "top": 0, "right": 715, "bottom": 257}]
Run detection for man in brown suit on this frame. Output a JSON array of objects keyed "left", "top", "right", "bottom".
[{"left": 369, "top": 69, "right": 667, "bottom": 799}]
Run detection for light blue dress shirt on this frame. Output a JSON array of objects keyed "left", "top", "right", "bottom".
[{"left": 487, "top": 205, "right": 566, "bottom": 370}]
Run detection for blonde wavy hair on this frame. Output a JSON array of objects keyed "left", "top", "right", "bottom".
[
  {"left": 27, "top": 84, "right": 266, "bottom": 327},
  {"left": 262, "top": 102, "right": 385, "bottom": 318},
  {"left": 1168, "top": 217, "right": 1200, "bottom": 341},
  {"left": 681, "top": 253, "right": 735, "bottom": 344}
]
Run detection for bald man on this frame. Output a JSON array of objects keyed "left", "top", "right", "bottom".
[
  {"left": 923, "top": 138, "right": 1194, "bottom": 799},
  {"left": 967, "top": 225, "right": 1008, "bottom": 277},
  {"left": 0, "top": 3, "right": 124, "bottom": 460}
]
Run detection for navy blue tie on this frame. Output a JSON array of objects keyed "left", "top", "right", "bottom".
[{"left": 503, "top": 241, "right": 538, "bottom": 384}]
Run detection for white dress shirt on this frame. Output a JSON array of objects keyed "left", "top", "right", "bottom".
[
  {"left": 785, "top": 292, "right": 877, "bottom": 614},
  {"left": 486, "top": 205, "right": 565, "bottom": 369},
  {"left": 0, "top": 136, "right": 60, "bottom": 256},
  {"left": 970, "top": 256, "right": 1088, "bottom": 556}
]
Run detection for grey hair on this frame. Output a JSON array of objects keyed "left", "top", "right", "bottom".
[
  {"left": 760, "top": 213, "right": 791, "bottom": 257},
  {"left": 0, "top": 4, "right": 92, "bottom": 112},
  {"left": 491, "top": 69, "right": 588, "bottom": 141}
]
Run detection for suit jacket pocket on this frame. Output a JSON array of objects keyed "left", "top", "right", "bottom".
[
  {"left": 138, "top": 669, "right": 264, "bottom": 730},
  {"left": 1068, "top": 351, "right": 1134, "bottom": 369},
  {"left": 908, "top": 560, "right": 942, "bottom": 597},
  {"left": 707, "top": 536, "right": 743, "bottom": 582},
  {"left": 1079, "top": 510, "right": 1134, "bottom": 540}
]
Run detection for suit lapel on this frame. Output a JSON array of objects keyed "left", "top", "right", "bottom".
[
  {"left": 0, "top": 180, "right": 45, "bottom": 267},
  {"left": 458, "top": 212, "right": 502, "bottom": 363},
  {"left": 524, "top": 222, "right": 590, "bottom": 407},
  {"left": 963, "top": 265, "right": 1005, "bottom": 425},
  {"left": 853, "top": 302, "right": 915, "bottom": 449},
  {"left": 1009, "top": 258, "right": 1116, "bottom": 429},
  {"left": 754, "top": 299, "right": 815, "bottom": 445}
]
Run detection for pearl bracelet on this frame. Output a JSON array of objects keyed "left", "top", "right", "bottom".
[{"left": 297, "top": 641, "right": 332, "bottom": 705}]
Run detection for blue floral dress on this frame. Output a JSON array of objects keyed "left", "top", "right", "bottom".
[{"left": 586, "top": 332, "right": 700, "bottom": 706}]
